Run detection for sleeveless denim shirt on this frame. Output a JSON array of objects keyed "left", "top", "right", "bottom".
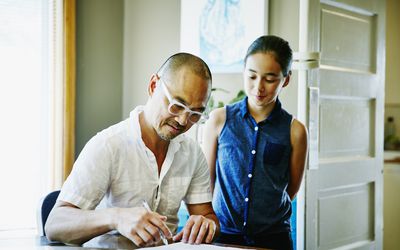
[{"left": 213, "top": 97, "right": 292, "bottom": 235}]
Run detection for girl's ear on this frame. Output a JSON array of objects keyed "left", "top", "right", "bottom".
[
  {"left": 148, "top": 74, "right": 160, "bottom": 96},
  {"left": 282, "top": 70, "right": 292, "bottom": 88}
]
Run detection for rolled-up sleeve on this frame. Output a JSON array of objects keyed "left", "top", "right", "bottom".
[
  {"left": 184, "top": 147, "right": 212, "bottom": 204},
  {"left": 58, "top": 134, "right": 112, "bottom": 210}
]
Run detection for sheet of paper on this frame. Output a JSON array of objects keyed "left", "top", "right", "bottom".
[{"left": 142, "top": 242, "right": 244, "bottom": 249}]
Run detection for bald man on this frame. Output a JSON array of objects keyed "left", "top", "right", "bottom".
[{"left": 45, "top": 53, "right": 219, "bottom": 247}]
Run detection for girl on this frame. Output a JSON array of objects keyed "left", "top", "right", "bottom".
[{"left": 202, "top": 35, "right": 308, "bottom": 249}]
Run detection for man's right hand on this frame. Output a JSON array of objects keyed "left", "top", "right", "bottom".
[{"left": 114, "top": 207, "right": 172, "bottom": 247}]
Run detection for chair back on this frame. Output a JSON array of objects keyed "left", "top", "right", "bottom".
[{"left": 37, "top": 190, "right": 60, "bottom": 236}]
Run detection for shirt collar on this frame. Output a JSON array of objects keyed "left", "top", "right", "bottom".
[
  {"left": 239, "top": 97, "right": 249, "bottom": 118},
  {"left": 239, "top": 97, "right": 283, "bottom": 123},
  {"left": 267, "top": 98, "right": 283, "bottom": 122}
]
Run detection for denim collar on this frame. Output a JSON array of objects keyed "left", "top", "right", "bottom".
[{"left": 238, "top": 96, "right": 283, "bottom": 123}]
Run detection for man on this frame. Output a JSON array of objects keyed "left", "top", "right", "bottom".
[{"left": 45, "top": 53, "right": 219, "bottom": 247}]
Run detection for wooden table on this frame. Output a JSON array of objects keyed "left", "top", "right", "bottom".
[{"left": 0, "top": 234, "right": 268, "bottom": 250}]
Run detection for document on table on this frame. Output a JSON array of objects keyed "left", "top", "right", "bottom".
[{"left": 142, "top": 242, "right": 244, "bottom": 249}]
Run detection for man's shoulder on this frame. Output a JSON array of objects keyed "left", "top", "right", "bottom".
[
  {"left": 94, "top": 118, "right": 132, "bottom": 146},
  {"left": 175, "top": 133, "right": 198, "bottom": 148},
  {"left": 174, "top": 134, "right": 203, "bottom": 156}
]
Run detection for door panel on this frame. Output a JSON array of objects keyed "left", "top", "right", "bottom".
[
  {"left": 318, "top": 182, "right": 374, "bottom": 249},
  {"left": 320, "top": 4, "right": 376, "bottom": 73},
  {"left": 304, "top": 0, "right": 385, "bottom": 249},
  {"left": 319, "top": 98, "right": 373, "bottom": 158},
  {"left": 320, "top": 70, "right": 376, "bottom": 97},
  {"left": 318, "top": 160, "right": 376, "bottom": 189}
]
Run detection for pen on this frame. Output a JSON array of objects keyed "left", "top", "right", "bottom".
[{"left": 142, "top": 199, "right": 169, "bottom": 245}]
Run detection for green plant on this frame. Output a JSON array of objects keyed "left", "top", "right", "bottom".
[
  {"left": 384, "top": 134, "right": 400, "bottom": 150},
  {"left": 229, "top": 90, "right": 246, "bottom": 104},
  {"left": 207, "top": 88, "right": 246, "bottom": 111}
]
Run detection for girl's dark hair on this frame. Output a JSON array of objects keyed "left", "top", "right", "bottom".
[{"left": 244, "top": 35, "right": 293, "bottom": 76}]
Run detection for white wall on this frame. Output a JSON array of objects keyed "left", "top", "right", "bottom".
[
  {"left": 76, "top": 0, "right": 123, "bottom": 157},
  {"left": 386, "top": 0, "right": 400, "bottom": 105},
  {"left": 74, "top": 0, "right": 301, "bottom": 157},
  {"left": 123, "top": 0, "right": 181, "bottom": 118},
  {"left": 122, "top": 0, "right": 300, "bottom": 118},
  {"left": 385, "top": 0, "right": 400, "bottom": 136},
  {"left": 268, "top": 0, "right": 299, "bottom": 116}
]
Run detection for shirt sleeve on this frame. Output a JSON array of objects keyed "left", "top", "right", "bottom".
[
  {"left": 184, "top": 145, "right": 212, "bottom": 204},
  {"left": 58, "top": 133, "right": 113, "bottom": 210}
]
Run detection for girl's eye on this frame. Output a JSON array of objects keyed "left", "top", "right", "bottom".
[
  {"left": 247, "top": 74, "right": 257, "bottom": 80},
  {"left": 265, "top": 78, "right": 276, "bottom": 83},
  {"left": 265, "top": 76, "right": 281, "bottom": 84}
]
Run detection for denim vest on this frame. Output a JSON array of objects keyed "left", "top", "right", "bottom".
[{"left": 213, "top": 97, "right": 292, "bottom": 235}]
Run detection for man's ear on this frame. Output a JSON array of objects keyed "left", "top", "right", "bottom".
[
  {"left": 282, "top": 70, "right": 291, "bottom": 88},
  {"left": 148, "top": 74, "right": 160, "bottom": 96}
]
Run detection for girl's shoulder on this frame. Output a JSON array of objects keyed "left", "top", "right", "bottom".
[
  {"left": 208, "top": 107, "right": 227, "bottom": 128},
  {"left": 290, "top": 118, "right": 308, "bottom": 144},
  {"left": 203, "top": 107, "right": 227, "bottom": 139}
]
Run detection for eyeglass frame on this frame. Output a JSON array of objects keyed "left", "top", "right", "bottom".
[{"left": 157, "top": 76, "right": 209, "bottom": 124}]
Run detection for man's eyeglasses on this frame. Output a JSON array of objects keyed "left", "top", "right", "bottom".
[{"left": 158, "top": 77, "right": 209, "bottom": 124}]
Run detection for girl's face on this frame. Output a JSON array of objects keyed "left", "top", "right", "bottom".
[{"left": 244, "top": 52, "right": 289, "bottom": 109}]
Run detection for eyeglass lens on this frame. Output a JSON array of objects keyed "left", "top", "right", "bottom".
[{"left": 168, "top": 103, "right": 202, "bottom": 123}]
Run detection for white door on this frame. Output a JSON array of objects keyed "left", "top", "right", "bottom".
[{"left": 299, "top": 0, "right": 386, "bottom": 249}]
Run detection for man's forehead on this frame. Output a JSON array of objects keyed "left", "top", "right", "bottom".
[
  {"left": 164, "top": 75, "right": 209, "bottom": 107},
  {"left": 167, "top": 68, "right": 210, "bottom": 89}
]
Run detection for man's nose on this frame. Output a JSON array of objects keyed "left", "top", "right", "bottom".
[{"left": 176, "top": 111, "right": 190, "bottom": 126}]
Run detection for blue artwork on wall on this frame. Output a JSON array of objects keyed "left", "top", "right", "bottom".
[
  {"left": 199, "top": 0, "right": 245, "bottom": 72},
  {"left": 181, "top": 0, "right": 265, "bottom": 73}
]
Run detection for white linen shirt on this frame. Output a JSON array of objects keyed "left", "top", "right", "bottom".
[{"left": 58, "top": 106, "right": 212, "bottom": 232}]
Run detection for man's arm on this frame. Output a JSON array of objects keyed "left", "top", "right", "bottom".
[
  {"left": 45, "top": 201, "right": 116, "bottom": 245},
  {"left": 45, "top": 201, "right": 172, "bottom": 247},
  {"left": 172, "top": 202, "right": 220, "bottom": 244}
]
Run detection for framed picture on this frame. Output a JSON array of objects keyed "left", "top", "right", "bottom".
[{"left": 180, "top": 0, "right": 266, "bottom": 73}]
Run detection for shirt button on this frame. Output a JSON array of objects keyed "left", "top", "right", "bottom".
[
  {"left": 248, "top": 173, "right": 252, "bottom": 178},
  {"left": 245, "top": 197, "right": 249, "bottom": 202},
  {"left": 251, "top": 150, "right": 256, "bottom": 155},
  {"left": 254, "top": 126, "right": 258, "bottom": 131}
]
